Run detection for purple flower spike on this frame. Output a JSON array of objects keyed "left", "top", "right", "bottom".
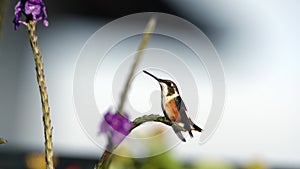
[
  {"left": 100, "top": 111, "right": 133, "bottom": 146},
  {"left": 13, "top": 0, "right": 49, "bottom": 30}
]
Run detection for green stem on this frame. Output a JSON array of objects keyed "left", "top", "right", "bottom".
[
  {"left": 95, "top": 150, "right": 113, "bottom": 169},
  {"left": 96, "top": 17, "right": 157, "bottom": 169},
  {"left": 132, "top": 114, "right": 185, "bottom": 131},
  {"left": 117, "top": 17, "right": 156, "bottom": 115},
  {"left": 27, "top": 21, "right": 54, "bottom": 169},
  {"left": 95, "top": 114, "right": 186, "bottom": 169}
]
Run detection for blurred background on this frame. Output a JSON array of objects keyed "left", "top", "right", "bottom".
[{"left": 0, "top": 0, "right": 300, "bottom": 168}]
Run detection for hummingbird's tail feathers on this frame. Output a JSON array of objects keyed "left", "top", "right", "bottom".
[
  {"left": 189, "top": 118, "right": 203, "bottom": 132},
  {"left": 172, "top": 124, "right": 186, "bottom": 142},
  {"left": 192, "top": 123, "right": 203, "bottom": 132}
]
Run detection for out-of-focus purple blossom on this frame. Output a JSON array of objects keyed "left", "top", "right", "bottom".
[
  {"left": 100, "top": 110, "right": 133, "bottom": 146},
  {"left": 13, "top": 0, "right": 48, "bottom": 30}
]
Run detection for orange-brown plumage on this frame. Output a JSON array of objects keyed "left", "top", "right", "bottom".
[{"left": 165, "top": 100, "right": 181, "bottom": 122}]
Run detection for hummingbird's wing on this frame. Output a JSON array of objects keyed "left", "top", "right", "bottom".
[
  {"left": 172, "top": 125, "right": 186, "bottom": 142},
  {"left": 162, "top": 108, "right": 187, "bottom": 142},
  {"left": 175, "top": 96, "right": 193, "bottom": 138}
]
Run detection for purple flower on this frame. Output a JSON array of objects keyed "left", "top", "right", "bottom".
[
  {"left": 100, "top": 111, "right": 133, "bottom": 146},
  {"left": 13, "top": 0, "right": 48, "bottom": 30}
]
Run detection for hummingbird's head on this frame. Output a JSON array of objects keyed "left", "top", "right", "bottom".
[{"left": 143, "top": 70, "right": 180, "bottom": 97}]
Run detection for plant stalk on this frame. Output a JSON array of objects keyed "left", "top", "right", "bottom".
[
  {"left": 95, "top": 114, "right": 187, "bottom": 169},
  {"left": 96, "top": 17, "right": 156, "bottom": 169},
  {"left": 117, "top": 17, "right": 156, "bottom": 115},
  {"left": 27, "top": 20, "right": 54, "bottom": 169}
]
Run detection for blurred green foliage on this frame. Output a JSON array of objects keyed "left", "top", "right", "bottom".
[
  {"left": 245, "top": 160, "right": 269, "bottom": 169},
  {"left": 108, "top": 127, "right": 240, "bottom": 169},
  {"left": 0, "top": 138, "right": 7, "bottom": 144},
  {"left": 110, "top": 152, "right": 183, "bottom": 169},
  {"left": 107, "top": 127, "right": 270, "bottom": 169},
  {"left": 109, "top": 127, "right": 183, "bottom": 169},
  {"left": 193, "top": 161, "right": 234, "bottom": 169}
]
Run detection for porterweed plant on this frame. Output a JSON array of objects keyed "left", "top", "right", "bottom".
[
  {"left": 10, "top": 1, "right": 203, "bottom": 168},
  {"left": 13, "top": 0, "right": 53, "bottom": 169}
]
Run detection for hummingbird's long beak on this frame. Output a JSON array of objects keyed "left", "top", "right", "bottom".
[{"left": 143, "top": 70, "right": 161, "bottom": 82}]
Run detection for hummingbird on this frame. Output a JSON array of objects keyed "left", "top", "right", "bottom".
[{"left": 143, "top": 70, "right": 203, "bottom": 142}]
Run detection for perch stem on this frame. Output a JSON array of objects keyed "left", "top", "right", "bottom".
[{"left": 95, "top": 114, "right": 186, "bottom": 169}]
